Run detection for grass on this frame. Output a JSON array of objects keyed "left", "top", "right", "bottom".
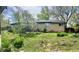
[{"left": 1, "top": 31, "right": 79, "bottom": 52}]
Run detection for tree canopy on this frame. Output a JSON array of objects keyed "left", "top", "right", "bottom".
[{"left": 37, "top": 6, "right": 49, "bottom": 20}]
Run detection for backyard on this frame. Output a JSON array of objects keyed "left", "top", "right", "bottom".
[
  {"left": 1, "top": 31, "right": 79, "bottom": 52},
  {"left": 0, "top": 6, "right": 79, "bottom": 52}
]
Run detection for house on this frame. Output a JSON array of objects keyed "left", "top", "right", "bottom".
[
  {"left": 9, "top": 19, "right": 79, "bottom": 33},
  {"left": 9, "top": 19, "right": 65, "bottom": 32},
  {"left": 35, "top": 19, "right": 65, "bottom": 32}
]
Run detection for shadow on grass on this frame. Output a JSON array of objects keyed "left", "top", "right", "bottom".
[{"left": 21, "top": 32, "right": 42, "bottom": 38}]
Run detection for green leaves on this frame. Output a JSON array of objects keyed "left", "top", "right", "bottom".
[
  {"left": 2, "top": 39, "right": 10, "bottom": 48},
  {"left": 12, "top": 9, "right": 34, "bottom": 34},
  {"left": 13, "top": 36, "right": 23, "bottom": 49},
  {"left": 37, "top": 6, "right": 49, "bottom": 20}
]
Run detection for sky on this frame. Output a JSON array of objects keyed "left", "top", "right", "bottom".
[
  {"left": 3, "top": 6, "right": 42, "bottom": 20},
  {"left": 20, "top": 6, "right": 41, "bottom": 17},
  {"left": 3, "top": 6, "right": 79, "bottom": 22}
]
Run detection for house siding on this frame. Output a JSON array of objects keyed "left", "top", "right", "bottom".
[
  {"left": 36, "top": 23, "right": 65, "bottom": 32},
  {"left": 49, "top": 24, "right": 64, "bottom": 32}
]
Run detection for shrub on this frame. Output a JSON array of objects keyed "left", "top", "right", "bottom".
[
  {"left": 57, "top": 32, "right": 68, "bottom": 37},
  {"left": 13, "top": 36, "right": 23, "bottom": 49},
  {"left": 2, "top": 39, "right": 10, "bottom": 48},
  {"left": 43, "top": 28, "right": 47, "bottom": 33},
  {"left": 1, "top": 39, "right": 11, "bottom": 52},
  {"left": 72, "top": 33, "right": 79, "bottom": 38}
]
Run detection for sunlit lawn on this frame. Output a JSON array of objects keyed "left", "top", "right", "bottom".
[{"left": 1, "top": 31, "right": 79, "bottom": 52}]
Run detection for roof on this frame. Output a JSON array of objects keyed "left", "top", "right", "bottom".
[
  {"left": 10, "top": 22, "right": 27, "bottom": 25},
  {"left": 35, "top": 20, "right": 65, "bottom": 24},
  {"left": 10, "top": 19, "right": 66, "bottom": 25}
]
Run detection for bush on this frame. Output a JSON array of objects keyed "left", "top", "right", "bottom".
[
  {"left": 1, "top": 39, "right": 11, "bottom": 52},
  {"left": 13, "top": 36, "right": 23, "bottom": 49},
  {"left": 2, "top": 39, "right": 10, "bottom": 48},
  {"left": 43, "top": 28, "right": 47, "bottom": 33},
  {"left": 57, "top": 32, "right": 68, "bottom": 37},
  {"left": 72, "top": 33, "right": 79, "bottom": 38}
]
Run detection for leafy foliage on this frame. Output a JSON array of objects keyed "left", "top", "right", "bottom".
[
  {"left": 1, "top": 14, "right": 10, "bottom": 30},
  {"left": 13, "top": 36, "right": 24, "bottom": 49},
  {"left": 11, "top": 9, "right": 34, "bottom": 34},
  {"left": 2, "top": 39, "right": 10, "bottom": 48},
  {"left": 1, "top": 38, "right": 11, "bottom": 52},
  {"left": 50, "top": 6, "right": 78, "bottom": 30},
  {"left": 37, "top": 6, "right": 49, "bottom": 20},
  {"left": 57, "top": 32, "right": 68, "bottom": 37}
]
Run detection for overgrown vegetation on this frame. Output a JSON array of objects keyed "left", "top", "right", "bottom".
[{"left": 1, "top": 31, "right": 79, "bottom": 52}]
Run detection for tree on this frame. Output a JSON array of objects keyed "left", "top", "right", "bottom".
[
  {"left": 37, "top": 6, "right": 49, "bottom": 20},
  {"left": 0, "top": 6, "right": 7, "bottom": 14},
  {"left": 68, "top": 12, "right": 79, "bottom": 32},
  {"left": 1, "top": 14, "right": 10, "bottom": 30},
  {"left": 0, "top": 6, "right": 7, "bottom": 34},
  {"left": 12, "top": 7, "right": 34, "bottom": 34},
  {"left": 49, "top": 6, "right": 78, "bottom": 32}
]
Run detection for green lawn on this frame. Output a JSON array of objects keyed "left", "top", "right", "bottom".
[{"left": 1, "top": 31, "right": 79, "bottom": 52}]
